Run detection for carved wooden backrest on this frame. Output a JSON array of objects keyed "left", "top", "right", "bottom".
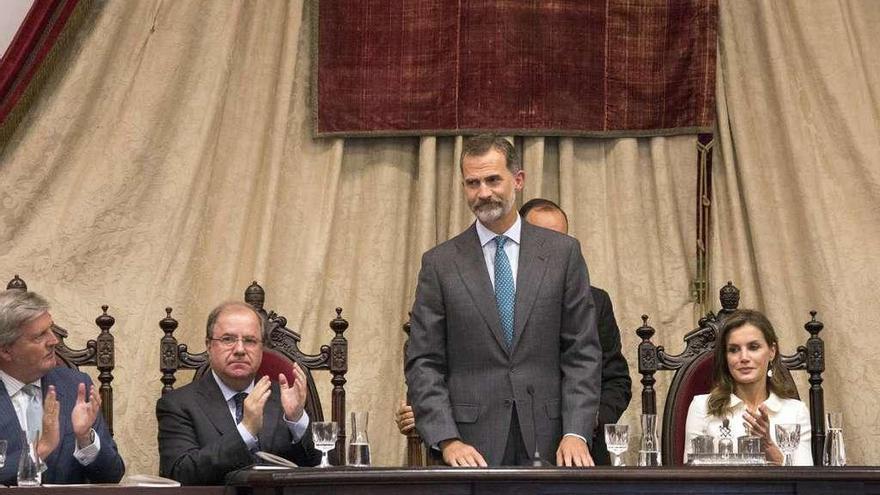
[
  {"left": 158, "top": 281, "right": 349, "bottom": 464},
  {"left": 5, "top": 275, "right": 117, "bottom": 435},
  {"left": 637, "top": 281, "right": 826, "bottom": 465}
]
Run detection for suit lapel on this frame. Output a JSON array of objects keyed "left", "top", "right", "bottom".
[
  {"left": 512, "top": 223, "right": 548, "bottom": 350},
  {"left": 453, "top": 224, "right": 509, "bottom": 353},
  {"left": 195, "top": 374, "right": 239, "bottom": 436}
]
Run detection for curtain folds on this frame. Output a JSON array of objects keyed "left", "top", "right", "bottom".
[{"left": 0, "top": 0, "right": 877, "bottom": 473}]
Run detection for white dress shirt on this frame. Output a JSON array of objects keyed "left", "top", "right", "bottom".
[
  {"left": 475, "top": 215, "right": 522, "bottom": 289},
  {"left": 211, "top": 370, "right": 309, "bottom": 450},
  {"left": 0, "top": 369, "right": 100, "bottom": 465},
  {"left": 684, "top": 392, "right": 812, "bottom": 465}
]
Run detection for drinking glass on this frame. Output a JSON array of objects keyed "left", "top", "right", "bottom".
[
  {"left": 17, "top": 430, "right": 42, "bottom": 486},
  {"left": 824, "top": 412, "right": 846, "bottom": 466},
  {"left": 638, "top": 414, "right": 660, "bottom": 467},
  {"left": 737, "top": 435, "right": 763, "bottom": 464},
  {"left": 312, "top": 421, "right": 339, "bottom": 468},
  {"left": 604, "top": 423, "right": 629, "bottom": 467},
  {"left": 774, "top": 423, "right": 801, "bottom": 466},
  {"left": 347, "top": 411, "right": 371, "bottom": 466},
  {"left": 0, "top": 439, "right": 7, "bottom": 468}
]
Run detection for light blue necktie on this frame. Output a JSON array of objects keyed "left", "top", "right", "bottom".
[
  {"left": 494, "top": 235, "right": 515, "bottom": 347},
  {"left": 22, "top": 384, "right": 42, "bottom": 442}
]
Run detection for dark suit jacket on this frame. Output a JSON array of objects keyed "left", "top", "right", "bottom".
[
  {"left": 0, "top": 367, "right": 124, "bottom": 485},
  {"left": 405, "top": 221, "right": 602, "bottom": 465},
  {"left": 156, "top": 372, "right": 321, "bottom": 485},
  {"left": 588, "top": 286, "right": 632, "bottom": 465}
]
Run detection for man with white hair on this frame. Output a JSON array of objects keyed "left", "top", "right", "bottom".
[{"left": 0, "top": 289, "right": 124, "bottom": 485}]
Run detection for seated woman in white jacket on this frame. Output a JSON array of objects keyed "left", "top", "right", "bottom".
[{"left": 684, "top": 309, "right": 811, "bottom": 465}]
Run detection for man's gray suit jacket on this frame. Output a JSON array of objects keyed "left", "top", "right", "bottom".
[{"left": 405, "top": 221, "right": 602, "bottom": 465}]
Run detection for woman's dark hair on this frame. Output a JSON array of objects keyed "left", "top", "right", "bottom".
[{"left": 706, "top": 309, "right": 798, "bottom": 418}]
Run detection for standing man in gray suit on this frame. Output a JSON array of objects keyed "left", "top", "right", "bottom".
[{"left": 405, "top": 135, "right": 602, "bottom": 467}]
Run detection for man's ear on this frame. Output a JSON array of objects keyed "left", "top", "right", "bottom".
[{"left": 0, "top": 345, "right": 13, "bottom": 363}]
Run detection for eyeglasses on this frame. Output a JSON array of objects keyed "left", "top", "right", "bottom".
[{"left": 208, "top": 335, "right": 262, "bottom": 349}]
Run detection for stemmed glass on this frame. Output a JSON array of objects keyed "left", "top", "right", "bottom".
[
  {"left": 774, "top": 423, "right": 801, "bottom": 466},
  {"left": 312, "top": 421, "right": 339, "bottom": 468},
  {"left": 604, "top": 423, "right": 629, "bottom": 466}
]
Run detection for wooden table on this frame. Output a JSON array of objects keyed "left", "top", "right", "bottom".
[{"left": 228, "top": 466, "right": 880, "bottom": 495}]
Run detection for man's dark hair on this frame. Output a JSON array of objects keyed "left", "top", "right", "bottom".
[
  {"left": 519, "top": 198, "right": 568, "bottom": 224},
  {"left": 460, "top": 135, "right": 520, "bottom": 173}
]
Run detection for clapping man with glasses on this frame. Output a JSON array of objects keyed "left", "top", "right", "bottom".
[{"left": 156, "top": 301, "right": 321, "bottom": 485}]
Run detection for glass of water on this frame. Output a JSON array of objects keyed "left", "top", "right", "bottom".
[
  {"left": 347, "top": 411, "right": 371, "bottom": 466},
  {"left": 312, "top": 421, "right": 339, "bottom": 468},
  {"left": 0, "top": 439, "right": 7, "bottom": 468},
  {"left": 604, "top": 423, "right": 629, "bottom": 466}
]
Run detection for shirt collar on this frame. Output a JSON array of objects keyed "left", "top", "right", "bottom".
[
  {"left": 729, "top": 391, "right": 784, "bottom": 413},
  {"left": 211, "top": 370, "right": 254, "bottom": 402},
  {"left": 476, "top": 214, "right": 522, "bottom": 247},
  {"left": 0, "top": 369, "right": 40, "bottom": 397}
]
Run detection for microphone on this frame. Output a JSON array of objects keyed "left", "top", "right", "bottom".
[{"left": 527, "top": 385, "right": 544, "bottom": 467}]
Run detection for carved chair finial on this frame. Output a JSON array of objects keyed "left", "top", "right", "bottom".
[
  {"left": 330, "top": 308, "right": 348, "bottom": 336},
  {"left": 7, "top": 274, "right": 27, "bottom": 291},
  {"left": 718, "top": 281, "right": 740, "bottom": 314},
  {"left": 636, "top": 315, "right": 655, "bottom": 341},
  {"left": 95, "top": 305, "right": 115, "bottom": 330},
  {"left": 245, "top": 281, "right": 265, "bottom": 310}
]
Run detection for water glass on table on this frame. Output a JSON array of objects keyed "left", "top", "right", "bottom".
[
  {"left": 824, "top": 412, "right": 847, "bottom": 466},
  {"left": 604, "top": 423, "right": 629, "bottom": 467},
  {"left": 638, "top": 414, "right": 661, "bottom": 467},
  {"left": 0, "top": 439, "right": 7, "bottom": 468},
  {"left": 348, "top": 411, "right": 371, "bottom": 466},
  {"left": 312, "top": 421, "right": 339, "bottom": 468},
  {"left": 774, "top": 423, "right": 801, "bottom": 467}
]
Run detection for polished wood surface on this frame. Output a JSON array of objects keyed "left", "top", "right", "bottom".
[
  {"left": 0, "top": 487, "right": 226, "bottom": 495},
  {"left": 229, "top": 466, "right": 880, "bottom": 495}
]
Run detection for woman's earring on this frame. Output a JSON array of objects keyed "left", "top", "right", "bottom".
[{"left": 767, "top": 368, "right": 774, "bottom": 378}]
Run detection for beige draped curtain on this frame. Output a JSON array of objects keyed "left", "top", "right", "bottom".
[{"left": 0, "top": 1, "right": 877, "bottom": 473}]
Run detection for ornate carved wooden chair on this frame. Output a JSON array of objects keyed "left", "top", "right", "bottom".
[
  {"left": 637, "top": 281, "right": 826, "bottom": 465},
  {"left": 158, "top": 281, "right": 349, "bottom": 463},
  {"left": 5, "top": 274, "right": 117, "bottom": 435}
]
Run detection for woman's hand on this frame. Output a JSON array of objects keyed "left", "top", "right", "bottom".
[{"left": 743, "top": 404, "right": 783, "bottom": 465}]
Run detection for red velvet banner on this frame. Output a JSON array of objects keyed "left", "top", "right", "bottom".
[
  {"left": 315, "top": 0, "right": 717, "bottom": 138},
  {"left": 0, "top": 0, "right": 80, "bottom": 127}
]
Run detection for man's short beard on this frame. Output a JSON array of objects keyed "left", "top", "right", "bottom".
[{"left": 471, "top": 197, "right": 513, "bottom": 225}]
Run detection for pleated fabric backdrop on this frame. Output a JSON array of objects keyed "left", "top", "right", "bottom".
[{"left": 0, "top": 1, "right": 877, "bottom": 472}]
